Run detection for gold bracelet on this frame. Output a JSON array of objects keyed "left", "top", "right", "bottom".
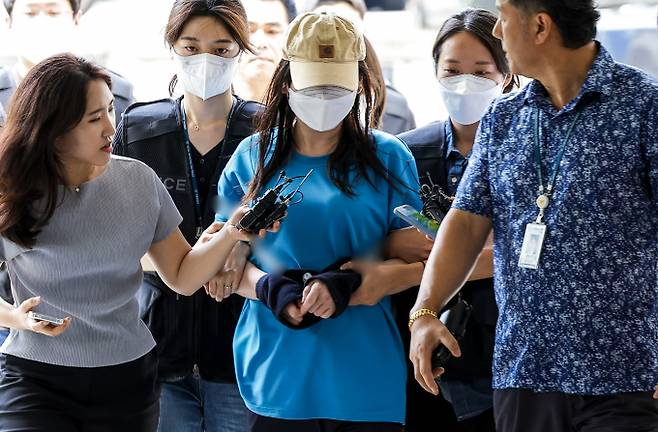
[{"left": 408, "top": 308, "right": 438, "bottom": 330}]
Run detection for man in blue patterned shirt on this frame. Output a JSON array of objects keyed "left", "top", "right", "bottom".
[{"left": 408, "top": 1, "right": 658, "bottom": 431}]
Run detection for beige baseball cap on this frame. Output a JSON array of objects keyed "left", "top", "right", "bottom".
[{"left": 282, "top": 12, "right": 366, "bottom": 91}]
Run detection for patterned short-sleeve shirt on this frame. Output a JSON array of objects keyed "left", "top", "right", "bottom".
[{"left": 453, "top": 44, "right": 658, "bottom": 394}]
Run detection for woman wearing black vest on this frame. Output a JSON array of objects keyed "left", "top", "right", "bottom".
[
  {"left": 113, "top": 1, "right": 260, "bottom": 431},
  {"left": 343, "top": 9, "right": 516, "bottom": 432},
  {"left": 401, "top": 9, "right": 518, "bottom": 431}
]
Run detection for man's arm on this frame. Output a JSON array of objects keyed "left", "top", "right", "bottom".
[
  {"left": 409, "top": 208, "right": 492, "bottom": 395},
  {"left": 414, "top": 209, "right": 492, "bottom": 311},
  {"left": 460, "top": 231, "right": 493, "bottom": 281}
]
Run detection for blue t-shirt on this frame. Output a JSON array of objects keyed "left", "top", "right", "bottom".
[
  {"left": 216, "top": 129, "right": 421, "bottom": 422},
  {"left": 453, "top": 44, "right": 658, "bottom": 394}
]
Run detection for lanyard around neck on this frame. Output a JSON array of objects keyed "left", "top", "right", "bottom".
[
  {"left": 533, "top": 107, "right": 581, "bottom": 196},
  {"left": 532, "top": 107, "right": 581, "bottom": 223},
  {"left": 180, "top": 98, "right": 235, "bottom": 238}
]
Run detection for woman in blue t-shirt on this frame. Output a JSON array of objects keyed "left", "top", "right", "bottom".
[{"left": 215, "top": 12, "right": 422, "bottom": 432}]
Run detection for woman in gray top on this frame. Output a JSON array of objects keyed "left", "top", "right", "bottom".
[{"left": 0, "top": 54, "right": 266, "bottom": 431}]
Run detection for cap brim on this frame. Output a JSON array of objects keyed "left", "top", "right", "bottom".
[{"left": 290, "top": 61, "right": 358, "bottom": 91}]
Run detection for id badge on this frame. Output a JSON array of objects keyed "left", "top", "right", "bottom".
[{"left": 518, "top": 223, "right": 547, "bottom": 269}]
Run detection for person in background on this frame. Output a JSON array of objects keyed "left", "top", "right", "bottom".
[
  {"left": 0, "top": 53, "right": 267, "bottom": 432},
  {"left": 0, "top": 0, "right": 136, "bottom": 344},
  {"left": 410, "top": 0, "right": 658, "bottom": 430},
  {"left": 312, "top": 0, "right": 364, "bottom": 27},
  {"left": 311, "top": 0, "right": 417, "bottom": 134},
  {"left": 233, "top": 0, "right": 297, "bottom": 103},
  {"left": 113, "top": 1, "right": 261, "bottom": 431},
  {"left": 1, "top": 0, "right": 134, "bottom": 123}
]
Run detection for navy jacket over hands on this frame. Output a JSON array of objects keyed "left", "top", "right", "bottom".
[{"left": 256, "top": 259, "right": 361, "bottom": 329}]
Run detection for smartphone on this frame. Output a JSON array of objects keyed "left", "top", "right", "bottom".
[
  {"left": 393, "top": 205, "right": 440, "bottom": 240},
  {"left": 27, "top": 311, "right": 64, "bottom": 326}
]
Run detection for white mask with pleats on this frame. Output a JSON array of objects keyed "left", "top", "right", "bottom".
[
  {"left": 173, "top": 52, "right": 239, "bottom": 101},
  {"left": 288, "top": 86, "right": 357, "bottom": 132},
  {"left": 438, "top": 74, "right": 502, "bottom": 125}
]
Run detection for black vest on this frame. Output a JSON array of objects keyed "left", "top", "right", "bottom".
[
  {"left": 115, "top": 96, "right": 262, "bottom": 382},
  {"left": 397, "top": 121, "right": 498, "bottom": 380}
]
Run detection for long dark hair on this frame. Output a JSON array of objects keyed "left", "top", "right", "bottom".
[
  {"left": 245, "top": 58, "right": 398, "bottom": 202},
  {"left": 432, "top": 8, "right": 518, "bottom": 92},
  {"left": 165, "top": 0, "right": 254, "bottom": 95},
  {"left": 0, "top": 54, "right": 111, "bottom": 248},
  {"left": 364, "top": 37, "right": 386, "bottom": 130}
]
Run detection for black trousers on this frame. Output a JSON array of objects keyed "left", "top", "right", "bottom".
[
  {"left": 460, "top": 409, "right": 496, "bottom": 432},
  {"left": 0, "top": 350, "right": 160, "bottom": 432},
  {"left": 247, "top": 411, "right": 403, "bottom": 432},
  {"left": 494, "top": 388, "right": 658, "bottom": 432}
]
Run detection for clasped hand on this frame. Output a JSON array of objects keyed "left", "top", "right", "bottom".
[{"left": 282, "top": 280, "right": 336, "bottom": 326}]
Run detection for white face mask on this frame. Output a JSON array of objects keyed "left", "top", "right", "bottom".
[
  {"left": 288, "top": 86, "right": 357, "bottom": 132},
  {"left": 173, "top": 52, "right": 239, "bottom": 101},
  {"left": 12, "top": 14, "right": 75, "bottom": 65},
  {"left": 438, "top": 74, "right": 502, "bottom": 126}
]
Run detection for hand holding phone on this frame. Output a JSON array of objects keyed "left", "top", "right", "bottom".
[
  {"left": 394, "top": 205, "right": 440, "bottom": 240},
  {"left": 12, "top": 297, "right": 71, "bottom": 337},
  {"left": 28, "top": 311, "right": 65, "bottom": 326}
]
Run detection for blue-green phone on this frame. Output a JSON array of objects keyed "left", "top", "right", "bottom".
[{"left": 394, "top": 205, "right": 440, "bottom": 240}]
